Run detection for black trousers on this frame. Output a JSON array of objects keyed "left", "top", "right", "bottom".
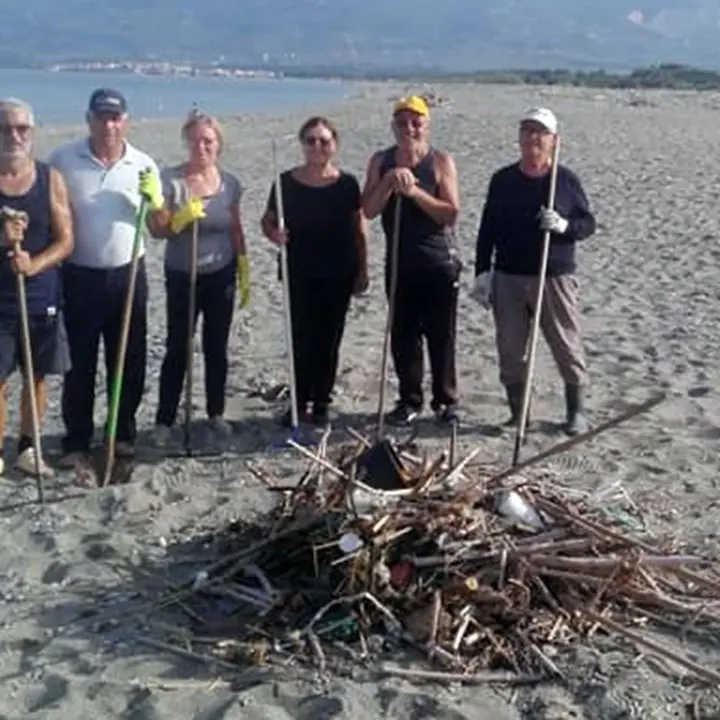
[
  {"left": 389, "top": 267, "right": 459, "bottom": 410},
  {"left": 61, "top": 261, "right": 148, "bottom": 452},
  {"left": 289, "top": 274, "right": 353, "bottom": 409},
  {"left": 156, "top": 262, "right": 235, "bottom": 427}
]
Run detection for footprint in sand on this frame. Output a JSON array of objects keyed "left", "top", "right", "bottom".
[
  {"left": 376, "top": 688, "right": 471, "bottom": 720},
  {"left": 81, "top": 532, "right": 119, "bottom": 561},
  {"left": 120, "top": 687, "right": 161, "bottom": 720},
  {"left": 25, "top": 673, "right": 69, "bottom": 713},
  {"left": 293, "top": 695, "right": 344, "bottom": 720},
  {"left": 41, "top": 560, "right": 71, "bottom": 585}
]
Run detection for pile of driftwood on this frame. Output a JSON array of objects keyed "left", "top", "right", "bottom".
[{"left": 142, "top": 397, "right": 720, "bottom": 686}]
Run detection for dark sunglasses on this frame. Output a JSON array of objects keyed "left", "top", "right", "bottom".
[
  {"left": 303, "top": 135, "right": 332, "bottom": 147},
  {"left": 0, "top": 124, "right": 31, "bottom": 136}
]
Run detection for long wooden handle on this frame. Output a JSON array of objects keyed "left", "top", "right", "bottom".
[
  {"left": 101, "top": 198, "right": 148, "bottom": 486},
  {"left": 376, "top": 196, "right": 402, "bottom": 440},
  {"left": 183, "top": 220, "right": 199, "bottom": 455},
  {"left": 14, "top": 251, "right": 44, "bottom": 504},
  {"left": 512, "top": 138, "right": 561, "bottom": 466},
  {"left": 273, "top": 140, "right": 300, "bottom": 432}
]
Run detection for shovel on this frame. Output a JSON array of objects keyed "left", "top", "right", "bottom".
[{"left": 356, "top": 195, "right": 408, "bottom": 490}]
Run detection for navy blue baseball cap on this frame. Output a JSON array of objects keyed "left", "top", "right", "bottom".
[{"left": 88, "top": 88, "right": 127, "bottom": 115}]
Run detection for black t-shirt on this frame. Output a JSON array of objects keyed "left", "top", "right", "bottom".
[{"left": 266, "top": 170, "right": 361, "bottom": 280}]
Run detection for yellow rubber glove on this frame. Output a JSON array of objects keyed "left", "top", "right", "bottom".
[
  {"left": 170, "top": 198, "right": 205, "bottom": 235},
  {"left": 137, "top": 168, "right": 164, "bottom": 211},
  {"left": 236, "top": 254, "right": 250, "bottom": 309}
]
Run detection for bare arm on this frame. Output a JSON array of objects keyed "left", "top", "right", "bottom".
[
  {"left": 229, "top": 200, "right": 247, "bottom": 255},
  {"left": 32, "top": 167, "right": 74, "bottom": 274},
  {"left": 353, "top": 209, "right": 368, "bottom": 281},
  {"left": 146, "top": 207, "right": 173, "bottom": 238},
  {"left": 260, "top": 181, "right": 288, "bottom": 246},
  {"left": 404, "top": 150, "right": 459, "bottom": 226},
  {"left": 260, "top": 205, "right": 277, "bottom": 239},
  {"left": 361, "top": 152, "right": 393, "bottom": 219}
]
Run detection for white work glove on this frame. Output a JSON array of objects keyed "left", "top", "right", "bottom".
[
  {"left": 538, "top": 206, "right": 569, "bottom": 234},
  {"left": 471, "top": 270, "right": 493, "bottom": 309}
]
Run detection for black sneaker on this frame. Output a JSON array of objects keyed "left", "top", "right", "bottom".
[
  {"left": 385, "top": 403, "right": 420, "bottom": 427},
  {"left": 435, "top": 404, "right": 460, "bottom": 425}
]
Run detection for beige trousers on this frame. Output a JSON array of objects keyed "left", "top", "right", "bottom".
[{"left": 491, "top": 271, "right": 588, "bottom": 387}]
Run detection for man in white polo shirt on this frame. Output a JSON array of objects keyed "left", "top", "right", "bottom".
[{"left": 49, "top": 88, "right": 165, "bottom": 466}]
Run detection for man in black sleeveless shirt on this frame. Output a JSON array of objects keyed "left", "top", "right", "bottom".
[
  {"left": 362, "top": 95, "right": 461, "bottom": 425},
  {"left": 0, "top": 98, "right": 74, "bottom": 477}
]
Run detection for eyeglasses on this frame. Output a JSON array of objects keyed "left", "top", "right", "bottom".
[
  {"left": 0, "top": 124, "right": 32, "bottom": 137},
  {"left": 303, "top": 135, "right": 332, "bottom": 147},
  {"left": 393, "top": 118, "right": 424, "bottom": 130}
]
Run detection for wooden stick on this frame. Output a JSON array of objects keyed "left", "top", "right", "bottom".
[
  {"left": 513, "top": 135, "right": 561, "bottom": 466},
  {"left": 464, "top": 393, "right": 666, "bottom": 503},
  {"left": 286, "top": 439, "right": 348, "bottom": 480},
  {"left": 515, "top": 630, "right": 564, "bottom": 679},
  {"left": 102, "top": 196, "right": 148, "bottom": 486},
  {"left": 135, "top": 635, "right": 250, "bottom": 673},
  {"left": 529, "top": 554, "right": 707, "bottom": 573},
  {"left": 183, "top": 220, "right": 199, "bottom": 456},
  {"left": 15, "top": 244, "right": 45, "bottom": 503},
  {"left": 441, "top": 445, "right": 485, "bottom": 486},
  {"left": 582, "top": 610, "right": 720, "bottom": 686},
  {"left": 376, "top": 197, "right": 402, "bottom": 440},
  {"left": 378, "top": 664, "right": 544, "bottom": 685},
  {"left": 409, "top": 537, "right": 598, "bottom": 569},
  {"left": 534, "top": 497, "right": 720, "bottom": 595}
]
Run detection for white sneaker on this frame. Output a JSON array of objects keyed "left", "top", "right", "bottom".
[
  {"left": 208, "top": 416, "right": 233, "bottom": 438},
  {"left": 15, "top": 447, "right": 54, "bottom": 478},
  {"left": 151, "top": 424, "right": 172, "bottom": 448}
]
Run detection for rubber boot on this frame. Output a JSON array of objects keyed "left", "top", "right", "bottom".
[
  {"left": 564, "top": 384, "right": 589, "bottom": 436},
  {"left": 503, "top": 383, "right": 526, "bottom": 427}
]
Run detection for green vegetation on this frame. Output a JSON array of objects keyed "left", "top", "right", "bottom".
[{"left": 278, "top": 63, "right": 720, "bottom": 91}]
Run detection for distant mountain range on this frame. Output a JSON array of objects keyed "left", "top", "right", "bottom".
[{"left": 3, "top": 1, "right": 720, "bottom": 71}]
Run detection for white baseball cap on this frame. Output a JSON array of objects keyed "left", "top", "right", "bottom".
[{"left": 520, "top": 107, "right": 558, "bottom": 134}]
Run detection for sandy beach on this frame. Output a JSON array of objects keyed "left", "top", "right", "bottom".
[{"left": 0, "top": 81, "right": 717, "bottom": 718}]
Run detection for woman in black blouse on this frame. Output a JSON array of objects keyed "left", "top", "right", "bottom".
[{"left": 261, "top": 116, "right": 368, "bottom": 426}]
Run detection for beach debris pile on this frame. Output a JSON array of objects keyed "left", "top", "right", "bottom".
[{"left": 149, "top": 409, "right": 720, "bottom": 686}]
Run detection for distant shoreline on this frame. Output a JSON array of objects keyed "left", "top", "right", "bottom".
[
  {"left": 46, "top": 61, "right": 282, "bottom": 81},
  {"left": 28, "top": 60, "right": 720, "bottom": 92}
]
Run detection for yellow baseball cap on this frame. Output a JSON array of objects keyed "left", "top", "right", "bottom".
[{"left": 393, "top": 95, "right": 429, "bottom": 117}]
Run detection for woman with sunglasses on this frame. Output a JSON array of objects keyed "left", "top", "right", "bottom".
[
  {"left": 362, "top": 95, "right": 462, "bottom": 427},
  {"left": 261, "top": 116, "right": 368, "bottom": 426}
]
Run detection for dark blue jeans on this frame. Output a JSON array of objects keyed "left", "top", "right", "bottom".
[
  {"left": 61, "top": 261, "right": 148, "bottom": 452},
  {"left": 156, "top": 262, "right": 235, "bottom": 427}
]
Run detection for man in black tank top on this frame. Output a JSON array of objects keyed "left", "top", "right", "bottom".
[
  {"left": 362, "top": 95, "right": 461, "bottom": 426},
  {"left": 0, "top": 98, "right": 74, "bottom": 478}
]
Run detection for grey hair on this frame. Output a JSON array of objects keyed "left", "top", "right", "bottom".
[{"left": 0, "top": 98, "right": 35, "bottom": 126}]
